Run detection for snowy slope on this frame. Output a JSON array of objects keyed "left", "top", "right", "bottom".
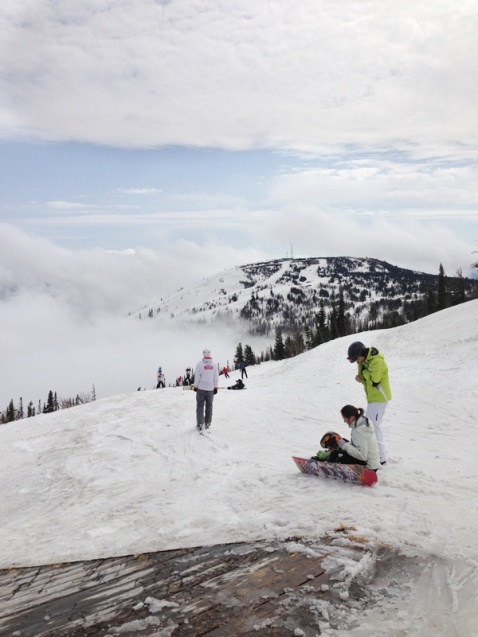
[{"left": 1, "top": 300, "right": 478, "bottom": 634}]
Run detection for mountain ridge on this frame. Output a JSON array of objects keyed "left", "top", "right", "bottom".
[{"left": 135, "top": 256, "right": 474, "bottom": 335}]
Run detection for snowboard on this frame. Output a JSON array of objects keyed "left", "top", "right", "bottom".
[{"left": 292, "top": 456, "right": 378, "bottom": 487}]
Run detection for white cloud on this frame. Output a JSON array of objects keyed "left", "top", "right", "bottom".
[
  {"left": 118, "top": 188, "right": 162, "bottom": 195},
  {"left": 268, "top": 160, "right": 478, "bottom": 212},
  {"left": 258, "top": 205, "right": 474, "bottom": 276},
  {"left": 0, "top": 288, "right": 256, "bottom": 406},
  {"left": 0, "top": 0, "right": 476, "bottom": 154},
  {"left": 0, "top": 222, "right": 269, "bottom": 404},
  {"left": 46, "top": 200, "right": 98, "bottom": 209},
  {"left": 254, "top": 156, "right": 477, "bottom": 273},
  {"left": 25, "top": 207, "right": 267, "bottom": 237},
  {"left": 0, "top": 222, "right": 265, "bottom": 314},
  {"left": 1, "top": 0, "right": 476, "bottom": 276}
]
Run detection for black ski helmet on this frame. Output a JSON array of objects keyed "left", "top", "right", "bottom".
[
  {"left": 320, "top": 431, "right": 340, "bottom": 450},
  {"left": 347, "top": 341, "right": 365, "bottom": 362}
]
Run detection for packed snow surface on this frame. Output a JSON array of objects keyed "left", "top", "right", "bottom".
[{"left": 1, "top": 300, "right": 478, "bottom": 635}]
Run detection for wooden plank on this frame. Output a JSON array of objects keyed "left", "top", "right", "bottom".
[
  {"left": 162, "top": 548, "right": 329, "bottom": 637},
  {"left": 0, "top": 538, "right": 371, "bottom": 637}
]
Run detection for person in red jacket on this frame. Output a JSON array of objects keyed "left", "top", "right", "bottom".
[{"left": 194, "top": 348, "right": 219, "bottom": 433}]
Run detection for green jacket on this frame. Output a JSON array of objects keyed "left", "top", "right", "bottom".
[{"left": 357, "top": 347, "right": 392, "bottom": 403}]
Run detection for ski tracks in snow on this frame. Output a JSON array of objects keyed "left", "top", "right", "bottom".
[
  {"left": 388, "top": 555, "right": 478, "bottom": 637},
  {"left": 370, "top": 478, "right": 478, "bottom": 637}
]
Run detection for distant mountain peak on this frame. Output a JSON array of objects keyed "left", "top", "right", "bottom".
[{"left": 134, "top": 256, "right": 470, "bottom": 335}]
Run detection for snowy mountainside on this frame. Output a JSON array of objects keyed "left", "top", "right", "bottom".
[
  {"left": 134, "top": 256, "right": 447, "bottom": 332},
  {"left": 2, "top": 300, "right": 478, "bottom": 636}
]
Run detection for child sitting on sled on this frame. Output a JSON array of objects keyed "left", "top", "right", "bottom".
[{"left": 311, "top": 405, "right": 381, "bottom": 471}]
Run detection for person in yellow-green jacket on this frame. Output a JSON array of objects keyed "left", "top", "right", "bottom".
[{"left": 347, "top": 341, "right": 392, "bottom": 465}]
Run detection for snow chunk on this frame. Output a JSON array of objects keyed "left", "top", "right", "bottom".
[{"left": 145, "top": 596, "right": 180, "bottom": 613}]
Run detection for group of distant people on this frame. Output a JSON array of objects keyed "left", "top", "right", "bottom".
[
  {"left": 155, "top": 362, "right": 240, "bottom": 391},
  {"left": 156, "top": 366, "right": 208, "bottom": 389}
]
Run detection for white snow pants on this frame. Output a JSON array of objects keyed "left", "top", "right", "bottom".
[{"left": 366, "top": 402, "right": 388, "bottom": 464}]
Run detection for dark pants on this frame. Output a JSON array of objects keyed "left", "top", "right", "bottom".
[
  {"left": 241, "top": 368, "right": 248, "bottom": 378},
  {"left": 328, "top": 450, "right": 367, "bottom": 466},
  {"left": 196, "top": 389, "right": 214, "bottom": 429}
]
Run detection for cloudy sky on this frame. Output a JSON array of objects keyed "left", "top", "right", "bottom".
[
  {"left": 1, "top": 0, "right": 478, "bottom": 406},
  {"left": 0, "top": 0, "right": 477, "bottom": 279}
]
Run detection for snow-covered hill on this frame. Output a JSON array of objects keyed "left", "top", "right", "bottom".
[
  {"left": 134, "top": 256, "right": 469, "bottom": 334},
  {"left": 1, "top": 299, "right": 478, "bottom": 634},
  {"left": 2, "top": 256, "right": 474, "bottom": 412}
]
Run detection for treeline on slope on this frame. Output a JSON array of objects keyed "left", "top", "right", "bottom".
[
  {"left": 0, "top": 387, "right": 96, "bottom": 425},
  {"left": 232, "top": 263, "right": 478, "bottom": 367}
]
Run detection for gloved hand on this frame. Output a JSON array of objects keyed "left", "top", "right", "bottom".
[
  {"left": 214, "top": 388, "right": 218, "bottom": 394},
  {"left": 193, "top": 386, "right": 197, "bottom": 392},
  {"left": 311, "top": 450, "right": 330, "bottom": 461}
]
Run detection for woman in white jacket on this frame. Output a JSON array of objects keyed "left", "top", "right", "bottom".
[{"left": 325, "top": 405, "right": 381, "bottom": 471}]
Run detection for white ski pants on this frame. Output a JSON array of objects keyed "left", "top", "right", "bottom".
[{"left": 366, "top": 402, "right": 388, "bottom": 464}]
